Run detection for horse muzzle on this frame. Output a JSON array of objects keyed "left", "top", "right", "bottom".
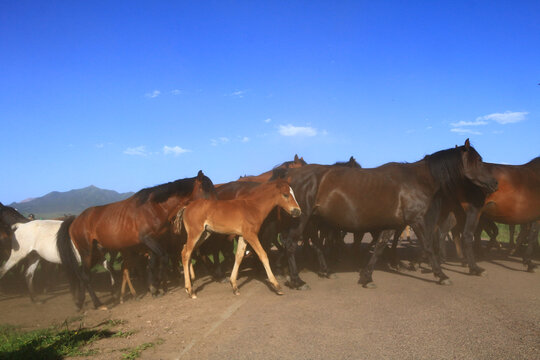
[{"left": 291, "top": 208, "right": 301, "bottom": 218}]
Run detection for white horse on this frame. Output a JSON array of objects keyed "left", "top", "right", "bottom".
[{"left": 0, "top": 220, "right": 115, "bottom": 302}]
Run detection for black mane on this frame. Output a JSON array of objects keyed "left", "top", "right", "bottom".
[
  {"left": 333, "top": 156, "right": 362, "bottom": 168},
  {"left": 424, "top": 145, "right": 480, "bottom": 198},
  {"left": 134, "top": 175, "right": 215, "bottom": 205}
]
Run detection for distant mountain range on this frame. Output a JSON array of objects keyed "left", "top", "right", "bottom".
[{"left": 9, "top": 185, "right": 135, "bottom": 219}]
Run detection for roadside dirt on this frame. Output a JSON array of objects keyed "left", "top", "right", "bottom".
[{"left": 1, "top": 239, "right": 539, "bottom": 360}]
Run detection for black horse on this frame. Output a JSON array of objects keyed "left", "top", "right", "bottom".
[{"left": 274, "top": 139, "right": 497, "bottom": 289}]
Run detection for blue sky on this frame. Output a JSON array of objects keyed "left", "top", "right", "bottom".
[{"left": 1, "top": 1, "right": 539, "bottom": 204}]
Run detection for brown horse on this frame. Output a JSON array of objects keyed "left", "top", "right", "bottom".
[
  {"left": 175, "top": 179, "right": 301, "bottom": 298},
  {"left": 57, "top": 171, "right": 217, "bottom": 310},
  {"left": 470, "top": 158, "right": 540, "bottom": 271},
  {"left": 236, "top": 154, "right": 307, "bottom": 183}
]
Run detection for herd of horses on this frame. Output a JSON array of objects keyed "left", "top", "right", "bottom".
[{"left": 0, "top": 139, "right": 539, "bottom": 311}]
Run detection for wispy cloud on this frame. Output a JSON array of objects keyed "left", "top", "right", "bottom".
[
  {"left": 264, "top": 118, "right": 272, "bottom": 123},
  {"left": 211, "top": 137, "right": 230, "bottom": 146},
  {"left": 145, "top": 90, "right": 161, "bottom": 98},
  {"left": 241, "top": 136, "right": 250, "bottom": 142},
  {"left": 279, "top": 124, "right": 317, "bottom": 137},
  {"left": 95, "top": 143, "right": 104, "bottom": 148},
  {"left": 450, "top": 110, "right": 528, "bottom": 135},
  {"left": 124, "top": 146, "right": 148, "bottom": 156},
  {"left": 229, "top": 90, "right": 247, "bottom": 98},
  {"left": 450, "top": 128, "right": 482, "bottom": 135},
  {"left": 477, "top": 111, "right": 528, "bottom": 124},
  {"left": 450, "top": 120, "right": 488, "bottom": 127},
  {"left": 163, "top": 145, "right": 190, "bottom": 156},
  {"left": 171, "top": 89, "right": 182, "bottom": 95}
]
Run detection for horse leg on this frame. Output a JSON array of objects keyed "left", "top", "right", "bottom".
[
  {"left": 358, "top": 230, "right": 390, "bottom": 288},
  {"left": 25, "top": 253, "right": 41, "bottom": 303},
  {"left": 309, "top": 225, "right": 330, "bottom": 278},
  {"left": 282, "top": 219, "right": 310, "bottom": 290},
  {"left": 230, "top": 236, "right": 247, "bottom": 295},
  {"left": 0, "top": 247, "right": 28, "bottom": 279},
  {"left": 508, "top": 224, "right": 516, "bottom": 249},
  {"left": 390, "top": 226, "right": 405, "bottom": 269},
  {"left": 461, "top": 208, "right": 485, "bottom": 276},
  {"left": 243, "top": 233, "right": 283, "bottom": 295},
  {"left": 523, "top": 222, "right": 539, "bottom": 273},
  {"left": 181, "top": 229, "right": 205, "bottom": 299},
  {"left": 414, "top": 222, "right": 451, "bottom": 285},
  {"left": 141, "top": 236, "right": 168, "bottom": 295}
]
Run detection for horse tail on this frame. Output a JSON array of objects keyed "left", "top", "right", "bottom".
[
  {"left": 173, "top": 207, "right": 186, "bottom": 235},
  {"left": 56, "top": 216, "right": 80, "bottom": 297}
]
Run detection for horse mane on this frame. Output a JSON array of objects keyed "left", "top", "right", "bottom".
[
  {"left": 424, "top": 145, "right": 481, "bottom": 198},
  {"left": 525, "top": 156, "right": 540, "bottom": 167},
  {"left": 0, "top": 203, "right": 30, "bottom": 225},
  {"left": 134, "top": 175, "right": 215, "bottom": 205},
  {"left": 333, "top": 156, "right": 362, "bottom": 168},
  {"left": 270, "top": 168, "right": 289, "bottom": 180}
]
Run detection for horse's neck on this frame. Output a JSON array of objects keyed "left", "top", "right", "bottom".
[
  {"left": 160, "top": 195, "right": 194, "bottom": 219},
  {"left": 244, "top": 187, "right": 279, "bottom": 217}
]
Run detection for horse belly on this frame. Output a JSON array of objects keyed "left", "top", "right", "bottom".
[{"left": 316, "top": 187, "right": 401, "bottom": 232}]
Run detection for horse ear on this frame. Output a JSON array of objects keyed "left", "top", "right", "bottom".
[
  {"left": 197, "top": 170, "right": 204, "bottom": 181},
  {"left": 464, "top": 138, "right": 470, "bottom": 150},
  {"left": 349, "top": 156, "right": 354, "bottom": 161},
  {"left": 294, "top": 154, "right": 299, "bottom": 161}
]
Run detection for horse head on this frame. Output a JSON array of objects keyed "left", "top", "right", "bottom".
[
  {"left": 191, "top": 170, "right": 218, "bottom": 201},
  {"left": 273, "top": 179, "right": 301, "bottom": 218},
  {"left": 460, "top": 139, "right": 498, "bottom": 194}
]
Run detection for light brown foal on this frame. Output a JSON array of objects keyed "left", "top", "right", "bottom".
[{"left": 177, "top": 179, "right": 301, "bottom": 298}]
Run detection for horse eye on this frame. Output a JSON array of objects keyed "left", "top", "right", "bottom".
[{"left": 283, "top": 193, "right": 289, "bottom": 198}]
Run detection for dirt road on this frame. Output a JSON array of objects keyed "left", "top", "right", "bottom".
[{"left": 1, "top": 244, "right": 539, "bottom": 360}]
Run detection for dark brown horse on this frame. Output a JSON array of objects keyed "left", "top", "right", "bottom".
[
  {"left": 175, "top": 179, "right": 301, "bottom": 298},
  {"left": 0, "top": 220, "right": 14, "bottom": 263},
  {"left": 57, "top": 171, "right": 217, "bottom": 310},
  {"left": 0, "top": 202, "right": 29, "bottom": 226},
  {"left": 275, "top": 139, "right": 497, "bottom": 288}
]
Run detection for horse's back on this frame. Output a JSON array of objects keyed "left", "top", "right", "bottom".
[{"left": 13, "top": 220, "right": 64, "bottom": 263}]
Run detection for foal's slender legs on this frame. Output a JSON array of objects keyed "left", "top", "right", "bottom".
[
  {"left": 25, "top": 253, "right": 41, "bottom": 302},
  {"left": 181, "top": 229, "right": 205, "bottom": 299},
  {"left": 229, "top": 236, "right": 247, "bottom": 295},
  {"left": 243, "top": 232, "right": 283, "bottom": 295}
]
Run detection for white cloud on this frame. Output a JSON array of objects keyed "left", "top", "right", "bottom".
[
  {"left": 95, "top": 143, "right": 104, "bottom": 148},
  {"left": 229, "top": 90, "right": 246, "bottom": 98},
  {"left": 279, "top": 124, "right": 317, "bottom": 137},
  {"left": 451, "top": 128, "right": 482, "bottom": 135},
  {"left": 145, "top": 90, "right": 161, "bottom": 98},
  {"left": 211, "top": 137, "right": 230, "bottom": 146},
  {"left": 163, "top": 145, "right": 190, "bottom": 156},
  {"left": 124, "top": 146, "right": 148, "bottom": 156},
  {"left": 171, "top": 89, "right": 182, "bottom": 95},
  {"left": 241, "top": 136, "right": 250, "bottom": 142},
  {"left": 477, "top": 111, "right": 528, "bottom": 124},
  {"left": 450, "top": 120, "right": 488, "bottom": 127},
  {"left": 264, "top": 118, "right": 272, "bottom": 123}
]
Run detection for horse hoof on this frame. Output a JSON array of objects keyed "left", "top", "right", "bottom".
[
  {"left": 439, "top": 279, "right": 452, "bottom": 286},
  {"left": 469, "top": 268, "right": 486, "bottom": 276},
  {"left": 318, "top": 272, "right": 329, "bottom": 278},
  {"left": 527, "top": 265, "right": 538, "bottom": 273},
  {"left": 276, "top": 289, "right": 284, "bottom": 295},
  {"left": 328, "top": 273, "right": 338, "bottom": 279},
  {"left": 233, "top": 290, "right": 240, "bottom": 296},
  {"left": 296, "top": 283, "right": 310, "bottom": 291},
  {"left": 190, "top": 294, "right": 198, "bottom": 299},
  {"left": 97, "top": 305, "right": 108, "bottom": 311},
  {"left": 407, "top": 262, "right": 418, "bottom": 271},
  {"left": 363, "top": 282, "right": 377, "bottom": 289}
]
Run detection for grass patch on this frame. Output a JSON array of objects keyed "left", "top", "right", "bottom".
[
  {"left": 0, "top": 323, "right": 115, "bottom": 360},
  {"left": 121, "top": 338, "right": 164, "bottom": 360}
]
